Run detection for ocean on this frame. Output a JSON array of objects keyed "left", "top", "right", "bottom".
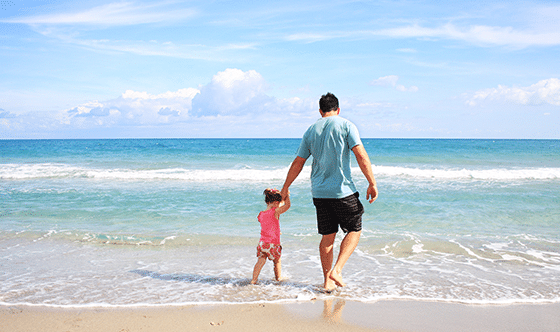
[{"left": 1, "top": 138, "right": 559, "bottom": 307}]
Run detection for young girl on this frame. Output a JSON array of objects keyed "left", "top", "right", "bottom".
[{"left": 251, "top": 188, "right": 290, "bottom": 284}]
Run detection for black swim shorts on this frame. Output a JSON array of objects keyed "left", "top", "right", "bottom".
[{"left": 313, "top": 192, "right": 364, "bottom": 235}]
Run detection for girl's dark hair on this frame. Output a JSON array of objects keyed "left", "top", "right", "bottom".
[{"left": 264, "top": 188, "right": 282, "bottom": 203}]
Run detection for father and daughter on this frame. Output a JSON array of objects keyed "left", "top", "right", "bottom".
[{"left": 251, "top": 93, "right": 378, "bottom": 291}]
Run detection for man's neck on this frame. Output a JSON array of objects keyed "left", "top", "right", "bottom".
[{"left": 321, "top": 109, "right": 340, "bottom": 117}]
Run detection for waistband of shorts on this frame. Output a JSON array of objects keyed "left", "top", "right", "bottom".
[{"left": 312, "top": 191, "right": 359, "bottom": 202}]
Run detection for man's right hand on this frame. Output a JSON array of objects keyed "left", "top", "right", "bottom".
[{"left": 366, "top": 183, "right": 378, "bottom": 203}]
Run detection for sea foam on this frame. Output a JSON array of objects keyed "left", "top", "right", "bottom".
[{"left": 2, "top": 163, "right": 559, "bottom": 181}]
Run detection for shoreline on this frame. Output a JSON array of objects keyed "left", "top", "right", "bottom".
[{"left": 3, "top": 300, "right": 559, "bottom": 332}]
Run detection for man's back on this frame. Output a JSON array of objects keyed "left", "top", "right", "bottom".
[{"left": 297, "top": 115, "right": 362, "bottom": 199}]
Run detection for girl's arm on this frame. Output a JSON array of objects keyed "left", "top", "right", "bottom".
[{"left": 275, "top": 193, "right": 291, "bottom": 219}]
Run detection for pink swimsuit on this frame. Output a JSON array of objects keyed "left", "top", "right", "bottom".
[
  {"left": 258, "top": 208, "right": 281, "bottom": 244},
  {"left": 256, "top": 208, "right": 282, "bottom": 260}
]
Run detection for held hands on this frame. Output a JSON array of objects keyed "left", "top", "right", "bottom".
[{"left": 280, "top": 188, "right": 290, "bottom": 200}]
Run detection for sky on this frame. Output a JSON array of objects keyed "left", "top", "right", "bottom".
[{"left": 1, "top": 0, "right": 559, "bottom": 139}]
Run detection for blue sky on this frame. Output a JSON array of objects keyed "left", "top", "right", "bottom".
[{"left": 1, "top": 0, "right": 559, "bottom": 139}]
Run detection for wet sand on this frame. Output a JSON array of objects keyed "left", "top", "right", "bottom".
[{"left": 2, "top": 299, "right": 559, "bottom": 332}]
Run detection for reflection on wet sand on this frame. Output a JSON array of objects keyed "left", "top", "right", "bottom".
[{"left": 322, "top": 299, "right": 346, "bottom": 324}]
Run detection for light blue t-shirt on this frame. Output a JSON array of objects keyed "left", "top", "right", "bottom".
[{"left": 296, "top": 115, "right": 362, "bottom": 199}]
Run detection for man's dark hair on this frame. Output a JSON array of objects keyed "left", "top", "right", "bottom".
[{"left": 319, "top": 92, "right": 339, "bottom": 113}]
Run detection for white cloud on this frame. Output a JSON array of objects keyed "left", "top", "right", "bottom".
[
  {"left": 58, "top": 86, "right": 200, "bottom": 129},
  {"left": 371, "top": 22, "right": 560, "bottom": 48},
  {"left": 191, "top": 68, "right": 273, "bottom": 116},
  {"left": 122, "top": 88, "right": 199, "bottom": 101},
  {"left": 467, "top": 78, "right": 560, "bottom": 106},
  {"left": 1, "top": 2, "right": 256, "bottom": 62},
  {"left": 286, "top": 22, "right": 560, "bottom": 49},
  {"left": 158, "top": 107, "right": 180, "bottom": 117},
  {"left": 370, "top": 75, "right": 400, "bottom": 87},
  {"left": 47, "top": 68, "right": 317, "bottom": 133},
  {"left": 11, "top": 68, "right": 314, "bottom": 137},
  {"left": 1, "top": 68, "right": 443, "bottom": 138},
  {"left": 2, "top": 2, "right": 197, "bottom": 26},
  {"left": 0, "top": 109, "right": 16, "bottom": 118},
  {"left": 397, "top": 85, "right": 419, "bottom": 92},
  {"left": 285, "top": 32, "right": 343, "bottom": 43},
  {"left": 370, "top": 75, "right": 418, "bottom": 92}
]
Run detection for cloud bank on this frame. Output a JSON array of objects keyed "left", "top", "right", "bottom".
[
  {"left": 0, "top": 69, "right": 318, "bottom": 138},
  {"left": 467, "top": 78, "right": 560, "bottom": 106},
  {"left": 1, "top": 69, "right": 557, "bottom": 139}
]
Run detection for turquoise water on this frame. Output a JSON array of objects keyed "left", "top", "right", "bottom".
[{"left": 1, "top": 139, "right": 559, "bottom": 306}]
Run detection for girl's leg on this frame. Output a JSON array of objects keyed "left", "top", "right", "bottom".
[
  {"left": 251, "top": 256, "right": 267, "bottom": 284},
  {"left": 273, "top": 257, "right": 282, "bottom": 281}
]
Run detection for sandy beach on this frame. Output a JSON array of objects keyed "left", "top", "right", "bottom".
[{"left": 2, "top": 300, "right": 559, "bottom": 332}]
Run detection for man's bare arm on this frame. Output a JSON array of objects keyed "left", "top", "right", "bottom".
[
  {"left": 352, "top": 144, "right": 378, "bottom": 203},
  {"left": 281, "top": 156, "right": 306, "bottom": 198}
]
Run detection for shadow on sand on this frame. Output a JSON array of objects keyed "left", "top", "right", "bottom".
[{"left": 130, "top": 269, "right": 325, "bottom": 293}]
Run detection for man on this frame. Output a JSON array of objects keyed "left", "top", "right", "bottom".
[{"left": 281, "top": 92, "right": 378, "bottom": 291}]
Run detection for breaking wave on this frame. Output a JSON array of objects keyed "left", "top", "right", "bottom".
[{"left": 1, "top": 163, "right": 559, "bottom": 182}]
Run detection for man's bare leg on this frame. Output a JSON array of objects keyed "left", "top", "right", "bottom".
[
  {"left": 328, "top": 230, "right": 361, "bottom": 287},
  {"left": 319, "top": 233, "right": 337, "bottom": 291}
]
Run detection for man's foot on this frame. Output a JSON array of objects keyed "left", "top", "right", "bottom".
[
  {"left": 321, "top": 286, "right": 336, "bottom": 294},
  {"left": 323, "top": 274, "right": 337, "bottom": 292},
  {"left": 328, "top": 270, "right": 346, "bottom": 287}
]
